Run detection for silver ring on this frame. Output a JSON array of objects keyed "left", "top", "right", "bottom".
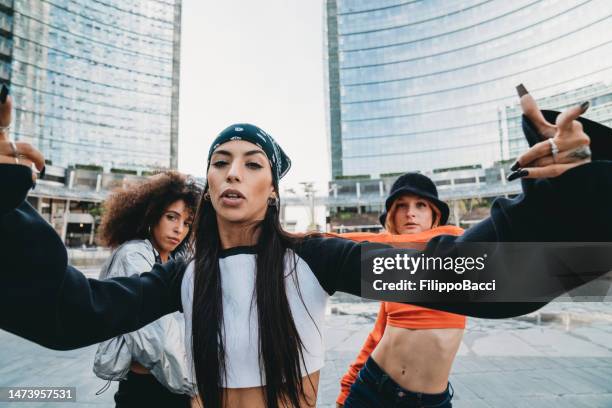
[
  {"left": 568, "top": 145, "right": 592, "bottom": 160},
  {"left": 548, "top": 139, "right": 559, "bottom": 162}
]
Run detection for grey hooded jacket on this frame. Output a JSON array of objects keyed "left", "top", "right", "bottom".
[{"left": 92, "top": 239, "right": 195, "bottom": 395}]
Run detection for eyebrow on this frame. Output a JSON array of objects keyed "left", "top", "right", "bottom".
[
  {"left": 167, "top": 210, "right": 194, "bottom": 221},
  {"left": 245, "top": 150, "right": 266, "bottom": 157},
  {"left": 212, "top": 149, "right": 266, "bottom": 158}
]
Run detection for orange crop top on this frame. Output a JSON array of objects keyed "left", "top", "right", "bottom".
[{"left": 335, "top": 226, "right": 467, "bottom": 405}]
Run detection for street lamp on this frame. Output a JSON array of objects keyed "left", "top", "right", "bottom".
[{"left": 284, "top": 183, "right": 318, "bottom": 231}]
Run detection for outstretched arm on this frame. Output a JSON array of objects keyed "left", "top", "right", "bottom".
[
  {"left": 298, "top": 160, "right": 612, "bottom": 318},
  {"left": 0, "top": 165, "right": 185, "bottom": 350}
]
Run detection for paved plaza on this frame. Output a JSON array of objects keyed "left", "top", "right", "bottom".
[{"left": 1, "top": 300, "right": 612, "bottom": 407}]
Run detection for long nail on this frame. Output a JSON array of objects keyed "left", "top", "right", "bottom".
[
  {"left": 580, "top": 101, "right": 590, "bottom": 113},
  {"left": 516, "top": 84, "right": 528, "bottom": 98},
  {"left": 507, "top": 169, "right": 529, "bottom": 181},
  {"left": 0, "top": 84, "right": 8, "bottom": 104},
  {"left": 510, "top": 161, "right": 520, "bottom": 171}
]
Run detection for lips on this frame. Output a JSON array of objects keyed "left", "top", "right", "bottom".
[
  {"left": 220, "top": 188, "right": 245, "bottom": 207},
  {"left": 167, "top": 237, "right": 180, "bottom": 245},
  {"left": 220, "top": 189, "right": 245, "bottom": 199}
]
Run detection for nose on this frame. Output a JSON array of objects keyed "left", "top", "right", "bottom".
[
  {"left": 175, "top": 221, "right": 186, "bottom": 235},
  {"left": 226, "top": 160, "right": 242, "bottom": 182}
]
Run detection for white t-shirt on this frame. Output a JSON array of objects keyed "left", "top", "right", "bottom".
[{"left": 181, "top": 246, "right": 329, "bottom": 388}]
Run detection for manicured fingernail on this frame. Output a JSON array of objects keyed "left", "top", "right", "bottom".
[
  {"left": 580, "top": 101, "right": 590, "bottom": 112},
  {"left": 507, "top": 169, "right": 529, "bottom": 181},
  {"left": 516, "top": 84, "right": 528, "bottom": 97},
  {"left": 510, "top": 161, "right": 520, "bottom": 171},
  {"left": 40, "top": 166, "right": 46, "bottom": 179},
  {"left": 0, "top": 84, "right": 8, "bottom": 104}
]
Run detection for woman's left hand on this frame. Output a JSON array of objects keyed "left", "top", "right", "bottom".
[{"left": 508, "top": 85, "right": 591, "bottom": 180}]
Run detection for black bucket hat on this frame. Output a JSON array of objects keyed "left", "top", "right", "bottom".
[
  {"left": 522, "top": 110, "right": 612, "bottom": 161},
  {"left": 379, "top": 172, "right": 449, "bottom": 227}
]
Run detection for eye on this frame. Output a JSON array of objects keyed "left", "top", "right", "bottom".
[
  {"left": 246, "top": 162, "right": 263, "bottom": 169},
  {"left": 416, "top": 201, "right": 427, "bottom": 208},
  {"left": 397, "top": 203, "right": 407, "bottom": 209},
  {"left": 166, "top": 213, "right": 177, "bottom": 221},
  {"left": 184, "top": 222, "right": 192, "bottom": 229},
  {"left": 212, "top": 160, "right": 228, "bottom": 168}
]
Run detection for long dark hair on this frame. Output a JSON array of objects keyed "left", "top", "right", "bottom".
[{"left": 191, "top": 184, "right": 317, "bottom": 408}]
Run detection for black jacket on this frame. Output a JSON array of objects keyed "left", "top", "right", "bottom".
[{"left": 1, "top": 162, "right": 612, "bottom": 350}]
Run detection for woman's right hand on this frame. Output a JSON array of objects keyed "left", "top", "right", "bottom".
[{"left": 0, "top": 86, "right": 45, "bottom": 182}]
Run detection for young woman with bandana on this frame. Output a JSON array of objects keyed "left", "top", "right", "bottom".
[{"left": 1, "top": 85, "right": 612, "bottom": 408}]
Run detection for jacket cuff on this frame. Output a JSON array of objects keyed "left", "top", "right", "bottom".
[
  {"left": 1, "top": 164, "right": 34, "bottom": 216},
  {"left": 516, "top": 161, "right": 612, "bottom": 242}
]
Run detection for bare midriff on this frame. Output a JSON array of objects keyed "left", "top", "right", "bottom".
[
  {"left": 190, "top": 370, "right": 320, "bottom": 408},
  {"left": 371, "top": 326, "right": 463, "bottom": 394}
]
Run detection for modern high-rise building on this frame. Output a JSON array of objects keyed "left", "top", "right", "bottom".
[
  {"left": 3, "top": 0, "right": 182, "bottom": 173},
  {"left": 325, "top": 0, "right": 612, "bottom": 180}
]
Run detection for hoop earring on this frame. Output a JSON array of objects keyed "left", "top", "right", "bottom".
[
  {"left": 203, "top": 192, "right": 211, "bottom": 201},
  {"left": 268, "top": 196, "right": 279, "bottom": 210}
]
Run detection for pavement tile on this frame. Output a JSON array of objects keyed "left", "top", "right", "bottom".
[
  {"left": 2, "top": 305, "right": 612, "bottom": 407},
  {"left": 544, "top": 367, "right": 609, "bottom": 394}
]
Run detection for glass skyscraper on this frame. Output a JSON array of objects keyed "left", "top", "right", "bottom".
[
  {"left": 325, "top": 0, "right": 612, "bottom": 179},
  {"left": 6, "top": 0, "right": 182, "bottom": 172}
]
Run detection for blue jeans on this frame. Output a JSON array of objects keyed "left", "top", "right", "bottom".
[{"left": 344, "top": 357, "right": 453, "bottom": 408}]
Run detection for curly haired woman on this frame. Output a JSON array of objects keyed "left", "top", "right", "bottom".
[{"left": 92, "top": 171, "right": 201, "bottom": 408}]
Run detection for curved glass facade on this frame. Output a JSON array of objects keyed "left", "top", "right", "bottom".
[
  {"left": 326, "top": 0, "right": 612, "bottom": 178},
  {"left": 10, "top": 0, "right": 181, "bottom": 172}
]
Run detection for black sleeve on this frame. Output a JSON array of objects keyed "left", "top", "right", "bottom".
[
  {"left": 1, "top": 164, "right": 33, "bottom": 215},
  {"left": 296, "top": 161, "right": 612, "bottom": 318},
  {"left": 0, "top": 165, "right": 184, "bottom": 350}
]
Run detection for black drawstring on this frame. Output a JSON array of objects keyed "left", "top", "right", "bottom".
[
  {"left": 95, "top": 367, "right": 130, "bottom": 395},
  {"left": 95, "top": 380, "right": 112, "bottom": 395}
]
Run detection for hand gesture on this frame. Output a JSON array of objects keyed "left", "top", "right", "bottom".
[{"left": 507, "top": 84, "right": 591, "bottom": 180}]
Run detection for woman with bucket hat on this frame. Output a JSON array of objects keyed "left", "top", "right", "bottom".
[
  {"left": 335, "top": 84, "right": 612, "bottom": 408},
  {"left": 1, "top": 84, "right": 612, "bottom": 408},
  {"left": 336, "top": 173, "right": 465, "bottom": 408}
]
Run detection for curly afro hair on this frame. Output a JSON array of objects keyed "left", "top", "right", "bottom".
[{"left": 99, "top": 170, "right": 202, "bottom": 248}]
